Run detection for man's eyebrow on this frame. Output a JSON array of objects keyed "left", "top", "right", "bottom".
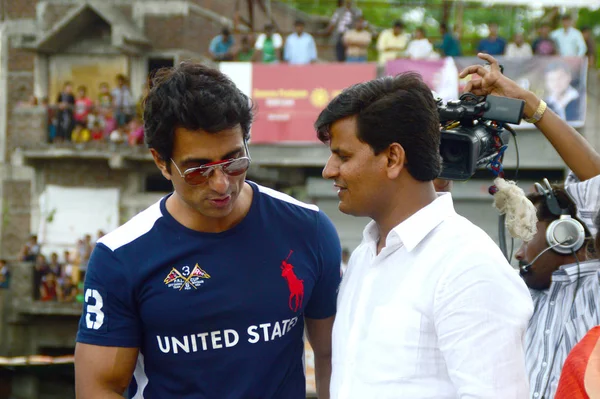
[{"left": 180, "top": 146, "right": 243, "bottom": 166}]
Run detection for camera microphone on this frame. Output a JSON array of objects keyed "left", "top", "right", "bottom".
[{"left": 519, "top": 238, "right": 573, "bottom": 274}]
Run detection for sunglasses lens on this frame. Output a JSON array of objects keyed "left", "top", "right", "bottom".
[
  {"left": 223, "top": 158, "right": 250, "bottom": 176},
  {"left": 184, "top": 169, "right": 209, "bottom": 185}
]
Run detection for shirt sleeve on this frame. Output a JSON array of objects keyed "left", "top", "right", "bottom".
[
  {"left": 433, "top": 256, "right": 533, "bottom": 398},
  {"left": 76, "top": 243, "right": 141, "bottom": 348},
  {"left": 255, "top": 34, "right": 265, "bottom": 50},
  {"left": 576, "top": 31, "right": 588, "bottom": 57},
  {"left": 376, "top": 30, "right": 388, "bottom": 52},
  {"left": 273, "top": 33, "right": 283, "bottom": 49},
  {"left": 209, "top": 36, "right": 218, "bottom": 54},
  {"left": 304, "top": 211, "right": 342, "bottom": 319},
  {"left": 309, "top": 35, "right": 318, "bottom": 61}
]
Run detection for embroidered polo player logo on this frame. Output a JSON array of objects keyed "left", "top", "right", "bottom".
[{"left": 280, "top": 250, "right": 304, "bottom": 312}]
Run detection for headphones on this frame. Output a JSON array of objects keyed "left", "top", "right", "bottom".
[{"left": 534, "top": 178, "right": 586, "bottom": 255}]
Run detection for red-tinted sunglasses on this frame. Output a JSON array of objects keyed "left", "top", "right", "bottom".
[{"left": 171, "top": 142, "right": 251, "bottom": 186}]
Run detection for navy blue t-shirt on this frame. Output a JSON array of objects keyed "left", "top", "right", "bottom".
[{"left": 76, "top": 182, "right": 341, "bottom": 398}]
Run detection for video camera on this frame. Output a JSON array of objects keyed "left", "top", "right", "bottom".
[{"left": 436, "top": 93, "right": 525, "bottom": 180}]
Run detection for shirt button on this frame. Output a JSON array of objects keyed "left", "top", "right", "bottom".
[
  {"left": 542, "top": 362, "right": 547, "bottom": 367},
  {"left": 550, "top": 301, "right": 555, "bottom": 306},
  {"left": 534, "top": 393, "right": 539, "bottom": 398},
  {"left": 545, "top": 329, "right": 550, "bottom": 335}
]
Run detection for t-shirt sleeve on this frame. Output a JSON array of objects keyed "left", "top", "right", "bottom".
[
  {"left": 304, "top": 211, "right": 342, "bottom": 319},
  {"left": 76, "top": 243, "right": 141, "bottom": 348}
]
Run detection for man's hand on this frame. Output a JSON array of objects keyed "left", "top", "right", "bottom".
[{"left": 459, "top": 53, "right": 539, "bottom": 118}]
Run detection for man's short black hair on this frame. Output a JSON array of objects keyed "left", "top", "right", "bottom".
[
  {"left": 222, "top": 28, "right": 231, "bottom": 36},
  {"left": 393, "top": 20, "right": 404, "bottom": 29},
  {"left": 561, "top": 14, "right": 572, "bottom": 21},
  {"left": 315, "top": 73, "right": 442, "bottom": 181},
  {"left": 143, "top": 62, "right": 254, "bottom": 162},
  {"left": 295, "top": 19, "right": 305, "bottom": 26}
]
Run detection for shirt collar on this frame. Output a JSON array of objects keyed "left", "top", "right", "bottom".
[
  {"left": 361, "top": 193, "right": 456, "bottom": 251},
  {"left": 552, "top": 259, "right": 600, "bottom": 283}
]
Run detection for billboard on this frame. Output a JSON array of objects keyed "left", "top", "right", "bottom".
[
  {"left": 453, "top": 56, "right": 588, "bottom": 127},
  {"left": 220, "top": 63, "right": 378, "bottom": 143}
]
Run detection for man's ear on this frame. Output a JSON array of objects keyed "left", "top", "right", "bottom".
[
  {"left": 150, "top": 149, "right": 172, "bottom": 181},
  {"left": 385, "top": 143, "right": 406, "bottom": 179}
]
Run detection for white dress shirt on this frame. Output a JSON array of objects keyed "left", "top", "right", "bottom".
[{"left": 331, "top": 193, "right": 533, "bottom": 399}]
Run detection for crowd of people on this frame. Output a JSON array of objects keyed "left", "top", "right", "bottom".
[
  {"left": 26, "top": 74, "right": 145, "bottom": 147},
  {"left": 208, "top": 1, "right": 596, "bottom": 67},
  {"left": 17, "top": 231, "right": 104, "bottom": 302}
]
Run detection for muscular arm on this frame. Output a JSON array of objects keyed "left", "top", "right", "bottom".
[
  {"left": 75, "top": 343, "right": 138, "bottom": 398},
  {"left": 522, "top": 90, "right": 600, "bottom": 181},
  {"left": 305, "top": 316, "right": 334, "bottom": 399}
]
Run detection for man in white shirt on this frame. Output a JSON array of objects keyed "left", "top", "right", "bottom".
[
  {"left": 314, "top": 70, "right": 533, "bottom": 398},
  {"left": 284, "top": 19, "right": 317, "bottom": 65},
  {"left": 405, "top": 27, "right": 437, "bottom": 60},
  {"left": 505, "top": 33, "right": 533, "bottom": 58},
  {"left": 550, "top": 15, "right": 587, "bottom": 57}
]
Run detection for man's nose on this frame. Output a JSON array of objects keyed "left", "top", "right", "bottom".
[
  {"left": 208, "top": 167, "right": 230, "bottom": 194},
  {"left": 322, "top": 156, "right": 338, "bottom": 180}
]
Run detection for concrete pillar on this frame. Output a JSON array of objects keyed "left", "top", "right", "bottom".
[
  {"left": 33, "top": 54, "right": 49, "bottom": 100},
  {"left": 129, "top": 54, "right": 147, "bottom": 101}
]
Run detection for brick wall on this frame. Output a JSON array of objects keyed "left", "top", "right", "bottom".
[
  {"left": 7, "top": 105, "right": 46, "bottom": 159},
  {"left": 144, "top": 15, "right": 186, "bottom": 50},
  {"left": 7, "top": 45, "right": 35, "bottom": 72},
  {"left": 3, "top": 0, "right": 37, "bottom": 19},
  {"left": 6, "top": 75, "right": 34, "bottom": 112},
  {"left": 1, "top": 181, "right": 32, "bottom": 258}
]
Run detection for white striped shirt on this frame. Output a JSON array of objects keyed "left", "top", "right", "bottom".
[
  {"left": 525, "top": 260, "right": 600, "bottom": 399},
  {"left": 564, "top": 173, "right": 600, "bottom": 236}
]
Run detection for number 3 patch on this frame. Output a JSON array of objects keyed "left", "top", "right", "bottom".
[{"left": 84, "top": 288, "right": 107, "bottom": 332}]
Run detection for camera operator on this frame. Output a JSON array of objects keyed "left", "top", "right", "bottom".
[
  {"left": 316, "top": 72, "right": 532, "bottom": 398},
  {"left": 461, "top": 53, "right": 600, "bottom": 399}
]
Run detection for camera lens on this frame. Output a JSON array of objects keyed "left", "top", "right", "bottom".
[{"left": 441, "top": 141, "right": 466, "bottom": 164}]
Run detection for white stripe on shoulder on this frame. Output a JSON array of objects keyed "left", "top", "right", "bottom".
[
  {"left": 257, "top": 184, "right": 319, "bottom": 212},
  {"left": 98, "top": 199, "right": 163, "bottom": 251}
]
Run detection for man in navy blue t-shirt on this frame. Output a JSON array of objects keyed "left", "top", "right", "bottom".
[{"left": 74, "top": 63, "right": 341, "bottom": 398}]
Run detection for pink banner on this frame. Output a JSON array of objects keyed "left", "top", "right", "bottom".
[{"left": 251, "top": 63, "right": 377, "bottom": 143}]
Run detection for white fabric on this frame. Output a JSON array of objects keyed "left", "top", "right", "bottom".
[
  {"left": 254, "top": 33, "right": 283, "bottom": 50},
  {"left": 331, "top": 193, "right": 533, "bottom": 399},
  {"left": 405, "top": 38, "right": 437, "bottom": 60},
  {"left": 505, "top": 42, "right": 533, "bottom": 58}
]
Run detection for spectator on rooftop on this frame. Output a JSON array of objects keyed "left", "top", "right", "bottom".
[
  {"left": 477, "top": 22, "right": 507, "bottom": 55},
  {"left": 505, "top": 33, "right": 533, "bottom": 58},
  {"left": 532, "top": 23, "right": 557, "bottom": 55},
  {"left": 435, "top": 23, "right": 462, "bottom": 57},
  {"left": 56, "top": 81, "right": 75, "bottom": 143},
  {"left": 255, "top": 24, "right": 283, "bottom": 63},
  {"left": 343, "top": 16, "right": 372, "bottom": 63},
  {"left": 284, "top": 19, "right": 318, "bottom": 65},
  {"left": 325, "top": 0, "right": 363, "bottom": 62},
  {"left": 74, "top": 85, "right": 93, "bottom": 125},
  {"left": 236, "top": 35, "right": 255, "bottom": 62},
  {"left": 551, "top": 15, "right": 587, "bottom": 57},
  {"left": 405, "top": 27, "right": 437, "bottom": 60},
  {"left": 376, "top": 20, "right": 411, "bottom": 65},
  {"left": 19, "top": 234, "right": 40, "bottom": 262},
  {"left": 209, "top": 28, "right": 235, "bottom": 62}
]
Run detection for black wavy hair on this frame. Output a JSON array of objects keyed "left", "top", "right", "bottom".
[
  {"left": 143, "top": 62, "right": 254, "bottom": 164},
  {"left": 314, "top": 72, "right": 442, "bottom": 181}
]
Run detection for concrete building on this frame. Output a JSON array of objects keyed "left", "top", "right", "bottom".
[{"left": 0, "top": 0, "right": 598, "bottom": 397}]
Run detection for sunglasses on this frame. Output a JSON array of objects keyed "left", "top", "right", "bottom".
[{"left": 171, "top": 143, "right": 251, "bottom": 186}]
